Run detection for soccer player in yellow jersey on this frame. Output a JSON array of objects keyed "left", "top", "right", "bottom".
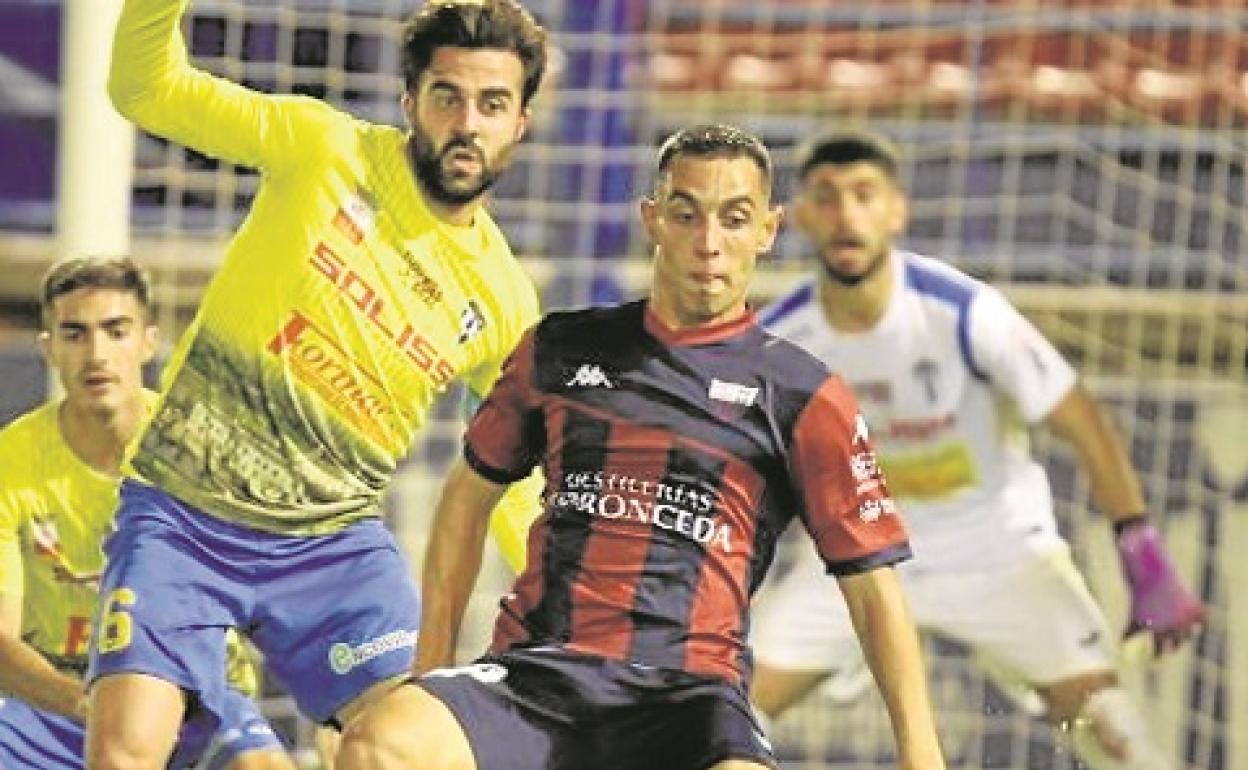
[
  {"left": 0, "top": 256, "right": 293, "bottom": 770},
  {"left": 87, "top": 2, "right": 548, "bottom": 769}
]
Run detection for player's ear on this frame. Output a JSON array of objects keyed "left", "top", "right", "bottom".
[
  {"left": 889, "top": 182, "right": 909, "bottom": 236},
  {"left": 141, "top": 323, "right": 159, "bottom": 365},
  {"left": 514, "top": 106, "right": 530, "bottom": 143},
  {"left": 36, "top": 329, "right": 52, "bottom": 362},
  {"left": 639, "top": 195, "right": 659, "bottom": 241},
  {"left": 758, "top": 204, "right": 784, "bottom": 253},
  {"left": 400, "top": 90, "right": 416, "bottom": 127}
]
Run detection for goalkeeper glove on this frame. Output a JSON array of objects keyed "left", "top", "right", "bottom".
[{"left": 1115, "top": 517, "right": 1206, "bottom": 656}]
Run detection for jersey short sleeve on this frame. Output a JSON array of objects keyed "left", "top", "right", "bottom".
[
  {"left": 464, "top": 329, "right": 545, "bottom": 484},
  {"left": 790, "top": 377, "right": 911, "bottom": 576},
  {"left": 966, "top": 286, "right": 1077, "bottom": 423}
]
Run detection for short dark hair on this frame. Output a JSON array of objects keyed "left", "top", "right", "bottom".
[
  {"left": 402, "top": 0, "right": 548, "bottom": 108},
  {"left": 797, "top": 130, "right": 902, "bottom": 182},
  {"left": 41, "top": 255, "right": 151, "bottom": 328},
  {"left": 655, "top": 123, "right": 773, "bottom": 188}
]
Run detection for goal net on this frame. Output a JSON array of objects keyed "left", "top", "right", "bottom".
[{"left": 52, "top": 0, "right": 1247, "bottom": 767}]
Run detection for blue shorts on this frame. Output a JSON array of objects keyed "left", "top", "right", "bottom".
[
  {"left": 0, "top": 697, "right": 82, "bottom": 770},
  {"left": 173, "top": 689, "right": 286, "bottom": 770},
  {"left": 416, "top": 647, "right": 778, "bottom": 770},
  {"left": 88, "top": 481, "right": 421, "bottom": 725},
  {"left": 0, "top": 690, "right": 283, "bottom": 770}
]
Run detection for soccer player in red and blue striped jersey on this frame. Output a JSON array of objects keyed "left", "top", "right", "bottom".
[{"left": 339, "top": 125, "right": 945, "bottom": 770}]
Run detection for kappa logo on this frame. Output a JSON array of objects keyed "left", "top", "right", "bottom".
[
  {"left": 708, "top": 378, "right": 758, "bottom": 407},
  {"left": 566, "top": 363, "right": 615, "bottom": 389}
]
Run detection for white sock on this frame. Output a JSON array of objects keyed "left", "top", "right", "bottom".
[{"left": 1069, "top": 687, "right": 1170, "bottom": 770}]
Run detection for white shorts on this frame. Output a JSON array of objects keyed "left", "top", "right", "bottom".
[{"left": 751, "top": 540, "right": 1113, "bottom": 687}]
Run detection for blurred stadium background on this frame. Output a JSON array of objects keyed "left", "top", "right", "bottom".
[{"left": 0, "top": 0, "right": 1244, "bottom": 768}]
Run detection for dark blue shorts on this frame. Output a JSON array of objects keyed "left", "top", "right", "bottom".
[
  {"left": 0, "top": 690, "right": 282, "bottom": 770},
  {"left": 416, "top": 647, "right": 778, "bottom": 770},
  {"left": 88, "top": 481, "right": 421, "bottom": 726}
]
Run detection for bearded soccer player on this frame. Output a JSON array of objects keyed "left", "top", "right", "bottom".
[
  {"left": 87, "top": 2, "right": 548, "bottom": 769},
  {"left": 0, "top": 256, "right": 292, "bottom": 770},
  {"left": 751, "top": 130, "right": 1205, "bottom": 770},
  {"left": 337, "top": 125, "right": 946, "bottom": 770}
]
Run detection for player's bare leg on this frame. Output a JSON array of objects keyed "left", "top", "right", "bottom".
[
  {"left": 749, "top": 663, "right": 832, "bottom": 720},
  {"left": 314, "top": 673, "right": 406, "bottom": 768},
  {"left": 336, "top": 683, "right": 475, "bottom": 770},
  {"left": 225, "top": 749, "right": 299, "bottom": 770},
  {"left": 1039, "top": 670, "right": 1166, "bottom": 770},
  {"left": 86, "top": 672, "right": 185, "bottom": 770},
  {"left": 314, "top": 725, "right": 341, "bottom": 770}
]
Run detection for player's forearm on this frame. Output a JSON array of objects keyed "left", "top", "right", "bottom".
[
  {"left": 1046, "top": 385, "right": 1147, "bottom": 523},
  {"left": 841, "top": 570, "right": 945, "bottom": 770},
  {"left": 416, "top": 539, "right": 481, "bottom": 674},
  {"left": 416, "top": 459, "right": 503, "bottom": 674},
  {"left": 109, "top": 0, "right": 193, "bottom": 118},
  {"left": 0, "top": 633, "right": 85, "bottom": 719}
]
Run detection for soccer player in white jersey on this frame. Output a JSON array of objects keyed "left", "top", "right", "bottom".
[{"left": 752, "top": 131, "right": 1205, "bottom": 770}]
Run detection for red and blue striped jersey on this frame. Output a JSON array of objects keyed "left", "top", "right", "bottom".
[{"left": 465, "top": 301, "right": 910, "bottom": 685}]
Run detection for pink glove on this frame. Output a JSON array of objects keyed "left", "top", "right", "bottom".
[{"left": 1115, "top": 519, "right": 1206, "bottom": 655}]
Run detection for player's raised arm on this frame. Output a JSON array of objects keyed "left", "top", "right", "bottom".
[{"left": 109, "top": 0, "right": 333, "bottom": 172}]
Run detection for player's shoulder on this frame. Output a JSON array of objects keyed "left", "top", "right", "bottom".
[
  {"left": 759, "top": 277, "right": 819, "bottom": 333},
  {"left": 0, "top": 400, "right": 57, "bottom": 451},
  {"left": 475, "top": 219, "right": 537, "bottom": 299},
  {"left": 755, "top": 317, "right": 831, "bottom": 375},
  {"left": 537, "top": 301, "right": 643, "bottom": 344},
  {"left": 296, "top": 102, "right": 394, "bottom": 162},
  {"left": 0, "top": 401, "right": 58, "bottom": 478},
  {"left": 899, "top": 250, "right": 987, "bottom": 306},
  {"left": 749, "top": 327, "right": 854, "bottom": 434}
]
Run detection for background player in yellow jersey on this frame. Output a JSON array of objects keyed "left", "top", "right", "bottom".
[
  {"left": 88, "top": 2, "right": 548, "bottom": 769},
  {"left": 0, "top": 256, "right": 293, "bottom": 770}
]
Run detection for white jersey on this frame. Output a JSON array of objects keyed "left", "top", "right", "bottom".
[{"left": 761, "top": 250, "right": 1077, "bottom": 570}]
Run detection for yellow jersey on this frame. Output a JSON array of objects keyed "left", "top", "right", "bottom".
[
  {"left": 112, "top": 0, "right": 542, "bottom": 537},
  {"left": 0, "top": 399, "right": 124, "bottom": 664}
]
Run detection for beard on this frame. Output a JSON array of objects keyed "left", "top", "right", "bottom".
[
  {"left": 820, "top": 243, "right": 889, "bottom": 287},
  {"left": 409, "top": 126, "right": 502, "bottom": 207}
]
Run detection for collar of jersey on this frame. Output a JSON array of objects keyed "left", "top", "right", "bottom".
[{"left": 643, "top": 303, "right": 758, "bottom": 347}]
